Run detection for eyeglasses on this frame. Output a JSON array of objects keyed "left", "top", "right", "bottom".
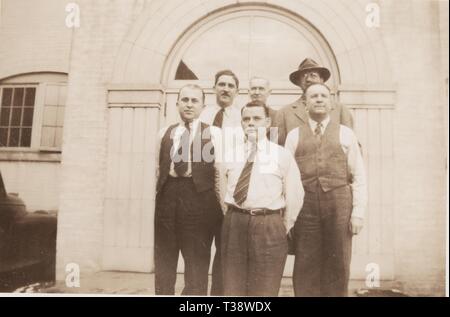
[{"left": 302, "top": 72, "right": 321, "bottom": 80}]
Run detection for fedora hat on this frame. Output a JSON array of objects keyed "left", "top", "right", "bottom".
[{"left": 289, "top": 58, "right": 331, "bottom": 86}]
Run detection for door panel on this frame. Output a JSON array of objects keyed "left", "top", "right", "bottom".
[{"left": 102, "top": 107, "right": 158, "bottom": 272}]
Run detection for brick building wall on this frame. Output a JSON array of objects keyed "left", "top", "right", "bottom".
[
  {"left": 55, "top": 0, "right": 146, "bottom": 278},
  {"left": 0, "top": 0, "right": 72, "bottom": 211}
]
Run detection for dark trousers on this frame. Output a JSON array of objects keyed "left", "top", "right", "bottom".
[
  {"left": 221, "top": 208, "right": 288, "bottom": 296},
  {"left": 293, "top": 185, "right": 353, "bottom": 297},
  {"left": 210, "top": 221, "right": 223, "bottom": 295},
  {"left": 154, "top": 177, "right": 222, "bottom": 295}
]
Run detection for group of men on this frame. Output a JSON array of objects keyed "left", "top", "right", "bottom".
[{"left": 154, "top": 58, "right": 367, "bottom": 297}]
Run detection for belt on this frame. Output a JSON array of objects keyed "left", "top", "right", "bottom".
[
  {"left": 168, "top": 175, "right": 192, "bottom": 180},
  {"left": 230, "top": 206, "right": 283, "bottom": 216}
]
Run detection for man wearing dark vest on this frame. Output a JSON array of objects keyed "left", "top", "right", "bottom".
[
  {"left": 219, "top": 100, "right": 304, "bottom": 296},
  {"left": 285, "top": 83, "right": 367, "bottom": 297},
  {"left": 273, "top": 58, "right": 354, "bottom": 146},
  {"left": 154, "top": 84, "right": 223, "bottom": 295}
]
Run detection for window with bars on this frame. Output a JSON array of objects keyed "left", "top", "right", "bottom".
[{"left": 0, "top": 87, "right": 36, "bottom": 147}]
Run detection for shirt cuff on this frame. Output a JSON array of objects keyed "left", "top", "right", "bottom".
[
  {"left": 351, "top": 206, "right": 365, "bottom": 219},
  {"left": 285, "top": 218, "right": 295, "bottom": 234}
]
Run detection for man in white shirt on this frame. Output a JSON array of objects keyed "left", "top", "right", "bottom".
[
  {"left": 220, "top": 100, "right": 304, "bottom": 296},
  {"left": 200, "top": 69, "right": 242, "bottom": 129},
  {"left": 284, "top": 83, "right": 367, "bottom": 297},
  {"left": 154, "top": 84, "right": 223, "bottom": 295},
  {"left": 199, "top": 69, "right": 243, "bottom": 295}
]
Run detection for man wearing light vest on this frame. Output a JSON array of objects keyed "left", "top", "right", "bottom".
[{"left": 285, "top": 83, "right": 367, "bottom": 297}]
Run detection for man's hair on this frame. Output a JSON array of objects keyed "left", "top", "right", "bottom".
[
  {"left": 214, "top": 69, "right": 239, "bottom": 89},
  {"left": 177, "top": 83, "right": 205, "bottom": 103},
  {"left": 303, "top": 82, "right": 331, "bottom": 96},
  {"left": 249, "top": 76, "right": 270, "bottom": 89},
  {"left": 240, "top": 100, "right": 269, "bottom": 118}
]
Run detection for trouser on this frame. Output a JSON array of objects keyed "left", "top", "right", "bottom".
[
  {"left": 210, "top": 221, "right": 223, "bottom": 295},
  {"left": 154, "top": 176, "right": 222, "bottom": 295},
  {"left": 293, "top": 185, "right": 353, "bottom": 297},
  {"left": 221, "top": 207, "right": 288, "bottom": 296}
]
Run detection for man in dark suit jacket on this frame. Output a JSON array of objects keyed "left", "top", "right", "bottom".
[{"left": 273, "top": 58, "right": 354, "bottom": 145}]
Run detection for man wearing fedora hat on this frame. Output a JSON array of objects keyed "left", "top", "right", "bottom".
[{"left": 272, "top": 58, "right": 354, "bottom": 146}]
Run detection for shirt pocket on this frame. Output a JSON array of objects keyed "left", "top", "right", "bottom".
[{"left": 258, "top": 164, "right": 282, "bottom": 195}]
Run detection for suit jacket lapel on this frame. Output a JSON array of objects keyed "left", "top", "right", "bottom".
[{"left": 290, "top": 97, "right": 308, "bottom": 124}]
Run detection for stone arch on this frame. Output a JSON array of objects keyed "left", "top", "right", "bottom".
[
  {"left": 161, "top": 5, "right": 341, "bottom": 89},
  {"left": 111, "top": 0, "right": 393, "bottom": 88}
]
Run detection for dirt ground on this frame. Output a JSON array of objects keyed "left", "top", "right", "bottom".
[{"left": 4, "top": 272, "right": 408, "bottom": 297}]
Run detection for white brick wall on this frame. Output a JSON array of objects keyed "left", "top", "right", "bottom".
[
  {"left": 380, "top": 0, "right": 447, "bottom": 296},
  {"left": 0, "top": 0, "right": 69, "bottom": 217},
  {"left": 0, "top": 161, "right": 60, "bottom": 211},
  {"left": 55, "top": 0, "right": 148, "bottom": 280},
  {"left": 0, "top": 0, "right": 72, "bottom": 79}
]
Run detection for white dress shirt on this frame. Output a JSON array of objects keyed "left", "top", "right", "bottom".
[
  {"left": 220, "top": 137, "right": 305, "bottom": 233},
  {"left": 199, "top": 104, "right": 242, "bottom": 128},
  {"left": 200, "top": 103, "right": 246, "bottom": 162},
  {"left": 284, "top": 116, "right": 367, "bottom": 219}
]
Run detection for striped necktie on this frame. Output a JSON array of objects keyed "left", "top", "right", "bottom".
[
  {"left": 314, "top": 122, "right": 323, "bottom": 141},
  {"left": 233, "top": 144, "right": 257, "bottom": 206},
  {"left": 172, "top": 122, "right": 191, "bottom": 177}
]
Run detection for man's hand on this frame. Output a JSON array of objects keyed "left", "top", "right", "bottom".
[
  {"left": 221, "top": 203, "right": 228, "bottom": 215},
  {"left": 287, "top": 228, "right": 295, "bottom": 255},
  {"left": 349, "top": 216, "right": 364, "bottom": 235},
  {"left": 287, "top": 229, "right": 294, "bottom": 240}
]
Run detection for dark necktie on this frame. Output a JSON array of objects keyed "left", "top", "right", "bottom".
[
  {"left": 172, "top": 122, "right": 191, "bottom": 177},
  {"left": 233, "top": 144, "right": 257, "bottom": 206},
  {"left": 314, "top": 122, "right": 323, "bottom": 142},
  {"left": 212, "top": 108, "right": 225, "bottom": 128}
]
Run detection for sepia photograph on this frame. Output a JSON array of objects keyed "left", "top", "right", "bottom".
[{"left": 0, "top": 0, "right": 448, "bottom": 300}]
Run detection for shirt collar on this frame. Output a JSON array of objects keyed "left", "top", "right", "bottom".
[
  {"left": 179, "top": 118, "right": 200, "bottom": 133},
  {"left": 244, "top": 136, "right": 269, "bottom": 152},
  {"left": 308, "top": 116, "right": 330, "bottom": 132},
  {"left": 216, "top": 103, "right": 237, "bottom": 115}
]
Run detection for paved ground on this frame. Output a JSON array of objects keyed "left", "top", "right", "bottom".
[{"left": 7, "top": 272, "right": 407, "bottom": 296}]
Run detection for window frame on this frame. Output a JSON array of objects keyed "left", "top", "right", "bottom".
[
  {"left": 0, "top": 82, "right": 44, "bottom": 151},
  {"left": 38, "top": 82, "right": 66, "bottom": 152}
]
